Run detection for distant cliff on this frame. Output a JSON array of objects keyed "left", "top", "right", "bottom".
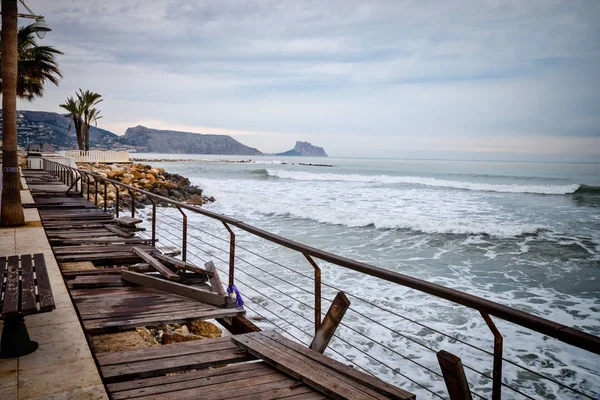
[
  {"left": 276, "top": 141, "right": 328, "bottom": 157},
  {"left": 121, "top": 126, "right": 263, "bottom": 155},
  {"left": 0, "top": 110, "right": 120, "bottom": 150}
]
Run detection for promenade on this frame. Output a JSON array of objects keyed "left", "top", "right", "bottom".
[{"left": 0, "top": 173, "right": 107, "bottom": 400}]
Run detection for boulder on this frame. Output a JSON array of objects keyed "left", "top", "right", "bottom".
[
  {"left": 187, "top": 320, "right": 222, "bottom": 338},
  {"left": 186, "top": 194, "right": 204, "bottom": 205}
]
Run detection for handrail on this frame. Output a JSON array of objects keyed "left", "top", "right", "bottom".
[{"left": 42, "top": 159, "right": 600, "bottom": 356}]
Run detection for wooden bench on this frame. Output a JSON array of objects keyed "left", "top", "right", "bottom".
[
  {"left": 232, "top": 330, "right": 416, "bottom": 399},
  {"left": 0, "top": 253, "right": 55, "bottom": 358}
]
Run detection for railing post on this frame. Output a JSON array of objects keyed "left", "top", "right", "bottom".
[
  {"left": 148, "top": 197, "right": 156, "bottom": 247},
  {"left": 304, "top": 254, "right": 322, "bottom": 333},
  {"left": 86, "top": 174, "right": 91, "bottom": 200},
  {"left": 114, "top": 183, "right": 120, "bottom": 218},
  {"left": 127, "top": 189, "right": 135, "bottom": 218},
  {"left": 103, "top": 180, "right": 108, "bottom": 212},
  {"left": 222, "top": 222, "right": 236, "bottom": 290},
  {"left": 481, "top": 312, "right": 503, "bottom": 400},
  {"left": 94, "top": 178, "right": 99, "bottom": 205},
  {"left": 176, "top": 206, "right": 188, "bottom": 262}
]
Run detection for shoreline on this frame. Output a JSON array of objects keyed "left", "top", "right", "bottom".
[{"left": 131, "top": 157, "right": 334, "bottom": 167}]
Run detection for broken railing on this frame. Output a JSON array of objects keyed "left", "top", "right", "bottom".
[{"left": 42, "top": 159, "right": 600, "bottom": 399}]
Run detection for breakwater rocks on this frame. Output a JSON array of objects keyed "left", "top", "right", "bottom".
[{"left": 79, "top": 162, "right": 214, "bottom": 208}]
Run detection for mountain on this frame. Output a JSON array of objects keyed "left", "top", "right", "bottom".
[
  {"left": 275, "top": 141, "right": 328, "bottom": 157},
  {"left": 121, "top": 126, "right": 263, "bottom": 155},
  {"left": 0, "top": 110, "right": 120, "bottom": 150}
]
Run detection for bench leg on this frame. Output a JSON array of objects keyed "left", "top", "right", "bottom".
[{"left": 0, "top": 315, "right": 38, "bottom": 358}]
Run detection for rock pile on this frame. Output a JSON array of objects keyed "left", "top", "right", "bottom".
[{"left": 78, "top": 162, "right": 215, "bottom": 208}]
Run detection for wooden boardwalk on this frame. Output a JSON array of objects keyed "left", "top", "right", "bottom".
[{"left": 23, "top": 169, "right": 414, "bottom": 400}]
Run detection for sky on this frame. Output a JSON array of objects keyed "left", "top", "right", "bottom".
[{"left": 14, "top": 0, "right": 600, "bottom": 161}]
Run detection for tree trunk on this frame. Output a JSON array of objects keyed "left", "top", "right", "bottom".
[
  {"left": 84, "top": 124, "right": 90, "bottom": 151},
  {"left": 75, "top": 118, "right": 83, "bottom": 150},
  {"left": 1, "top": 0, "right": 25, "bottom": 226}
]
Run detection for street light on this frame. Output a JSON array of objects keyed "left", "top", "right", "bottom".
[
  {"left": 1, "top": 0, "right": 50, "bottom": 226},
  {"left": 30, "top": 17, "right": 51, "bottom": 39}
]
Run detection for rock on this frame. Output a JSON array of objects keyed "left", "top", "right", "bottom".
[
  {"left": 208, "top": 196, "right": 215, "bottom": 202},
  {"left": 132, "top": 170, "right": 144, "bottom": 180},
  {"left": 169, "top": 189, "right": 183, "bottom": 198},
  {"left": 187, "top": 320, "right": 222, "bottom": 338},
  {"left": 162, "top": 325, "right": 204, "bottom": 344},
  {"left": 186, "top": 194, "right": 204, "bottom": 205},
  {"left": 123, "top": 173, "right": 134, "bottom": 179},
  {"left": 146, "top": 173, "right": 156, "bottom": 182},
  {"left": 153, "top": 188, "right": 169, "bottom": 197}
]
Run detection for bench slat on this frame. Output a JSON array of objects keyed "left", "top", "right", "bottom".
[
  {"left": 3, "top": 256, "right": 20, "bottom": 314},
  {"left": 20, "top": 254, "right": 37, "bottom": 312},
  {"left": 34, "top": 254, "right": 55, "bottom": 312}
]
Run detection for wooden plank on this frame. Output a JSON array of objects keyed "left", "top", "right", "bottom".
[
  {"left": 205, "top": 261, "right": 226, "bottom": 296},
  {"left": 71, "top": 275, "right": 125, "bottom": 288},
  {"left": 121, "top": 270, "right": 228, "bottom": 306},
  {"left": 34, "top": 253, "right": 55, "bottom": 312},
  {"left": 2, "top": 255, "right": 20, "bottom": 314},
  {"left": 263, "top": 331, "right": 415, "bottom": 400},
  {"left": 51, "top": 238, "right": 151, "bottom": 246},
  {"left": 20, "top": 254, "right": 37, "bottom": 312},
  {"left": 62, "top": 268, "right": 125, "bottom": 278},
  {"left": 97, "top": 336, "right": 234, "bottom": 366},
  {"left": 54, "top": 244, "right": 154, "bottom": 254},
  {"left": 55, "top": 252, "right": 143, "bottom": 264},
  {"left": 100, "top": 347, "right": 253, "bottom": 382},
  {"left": 115, "top": 216, "right": 143, "bottom": 227},
  {"left": 234, "top": 333, "right": 383, "bottom": 400},
  {"left": 106, "top": 360, "right": 268, "bottom": 393},
  {"left": 105, "top": 224, "right": 135, "bottom": 238},
  {"left": 146, "top": 375, "right": 305, "bottom": 400},
  {"left": 84, "top": 307, "right": 243, "bottom": 333},
  {"left": 153, "top": 253, "right": 213, "bottom": 276},
  {"left": 114, "top": 371, "right": 297, "bottom": 400},
  {"left": 436, "top": 350, "right": 473, "bottom": 400},
  {"left": 131, "top": 248, "right": 179, "bottom": 281},
  {"left": 310, "top": 291, "right": 350, "bottom": 353},
  {"left": 233, "top": 332, "right": 412, "bottom": 400}
]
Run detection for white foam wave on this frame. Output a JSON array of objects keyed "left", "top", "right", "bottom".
[
  {"left": 266, "top": 169, "right": 580, "bottom": 195},
  {"left": 254, "top": 160, "right": 285, "bottom": 165}
]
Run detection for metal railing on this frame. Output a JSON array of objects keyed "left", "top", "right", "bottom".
[{"left": 42, "top": 158, "right": 600, "bottom": 399}]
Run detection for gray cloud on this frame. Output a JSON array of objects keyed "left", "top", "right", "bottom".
[{"left": 17, "top": 0, "right": 600, "bottom": 160}]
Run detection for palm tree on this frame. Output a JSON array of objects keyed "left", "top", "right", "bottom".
[
  {"left": 60, "top": 89, "right": 102, "bottom": 151},
  {"left": 0, "top": 24, "right": 63, "bottom": 101},
  {"left": 59, "top": 96, "right": 84, "bottom": 150}
]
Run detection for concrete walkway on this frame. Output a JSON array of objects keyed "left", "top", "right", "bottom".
[{"left": 0, "top": 176, "right": 107, "bottom": 399}]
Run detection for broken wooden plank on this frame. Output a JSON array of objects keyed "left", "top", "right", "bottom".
[
  {"left": 310, "top": 291, "right": 350, "bottom": 354},
  {"left": 115, "top": 216, "right": 143, "bottom": 227},
  {"left": 154, "top": 253, "right": 213, "bottom": 276},
  {"left": 437, "top": 350, "right": 473, "bottom": 400},
  {"left": 121, "top": 270, "right": 229, "bottom": 307},
  {"left": 205, "top": 261, "right": 226, "bottom": 296},
  {"left": 105, "top": 224, "right": 135, "bottom": 238},
  {"left": 233, "top": 331, "right": 415, "bottom": 400},
  {"left": 131, "top": 247, "right": 180, "bottom": 281}
]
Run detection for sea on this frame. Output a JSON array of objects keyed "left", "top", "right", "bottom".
[{"left": 136, "top": 154, "right": 600, "bottom": 399}]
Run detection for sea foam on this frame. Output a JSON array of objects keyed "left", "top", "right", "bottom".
[{"left": 266, "top": 169, "right": 581, "bottom": 195}]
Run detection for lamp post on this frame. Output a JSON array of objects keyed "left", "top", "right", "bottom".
[{"left": 1, "top": 0, "right": 50, "bottom": 226}]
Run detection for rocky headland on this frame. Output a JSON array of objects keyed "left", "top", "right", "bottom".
[
  {"left": 79, "top": 162, "right": 214, "bottom": 208},
  {"left": 275, "top": 141, "right": 328, "bottom": 157}
]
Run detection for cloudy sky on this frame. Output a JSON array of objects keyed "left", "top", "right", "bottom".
[{"left": 16, "top": 0, "right": 600, "bottom": 161}]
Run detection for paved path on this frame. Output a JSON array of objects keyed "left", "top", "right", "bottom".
[{"left": 0, "top": 173, "right": 107, "bottom": 400}]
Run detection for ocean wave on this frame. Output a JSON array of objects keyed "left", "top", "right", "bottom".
[
  {"left": 574, "top": 184, "right": 600, "bottom": 195},
  {"left": 254, "top": 160, "right": 285, "bottom": 165},
  {"left": 266, "top": 169, "right": 581, "bottom": 195}
]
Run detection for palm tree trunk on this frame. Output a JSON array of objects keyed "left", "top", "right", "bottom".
[
  {"left": 1, "top": 0, "right": 25, "bottom": 226},
  {"left": 75, "top": 118, "right": 83, "bottom": 150},
  {"left": 84, "top": 124, "right": 90, "bottom": 151}
]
